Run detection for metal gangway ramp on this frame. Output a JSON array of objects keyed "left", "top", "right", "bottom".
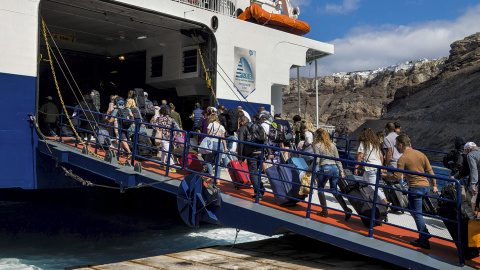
[{"left": 36, "top": 108, "right": 480, "bottom": 270}]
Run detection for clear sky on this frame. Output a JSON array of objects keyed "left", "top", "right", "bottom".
[{"left": 290, "top": 0, "right": 480, "bottom": 77}]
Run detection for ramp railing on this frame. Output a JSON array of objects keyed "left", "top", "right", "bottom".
[{"left": 57, "top": 108, "right": 466, "bottom": 265}]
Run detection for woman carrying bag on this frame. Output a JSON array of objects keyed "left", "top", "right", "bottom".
[
  {"left": 354, "top": 128, "right": 389, "bottom": 206},
  {"left": 204, "top": 114, "right": 228, "bottom": 180},
  {"left": 313, "top": 128, "right": 352, "bottom": 219}
]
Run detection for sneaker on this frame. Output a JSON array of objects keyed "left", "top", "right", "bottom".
[
  {"left": 410, "top": 240, "right": 430, "bottom": 249},
  {"left": 169, "top": 168, "right": 177, "bottom": 173}
]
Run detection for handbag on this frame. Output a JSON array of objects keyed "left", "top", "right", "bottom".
[
  {"left": 357, "top": 146, "right": 373, "bottom": 172},
  {"left": 299, "top": 171, "right": 313, "bottom": 196},
  {"left": 198, "top": 136, "right": 214, "bottom": 154},
  {"left": 152, "top": 129, "right": 162, "bottom": 146},
  {"left": 469, "top": 220, "right": 480, "bottom": 247},
  {"left": 198, "top": 125, "right": 216, "bottom": 155}
]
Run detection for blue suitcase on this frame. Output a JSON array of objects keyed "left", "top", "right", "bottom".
[
  {"left": 265, "top": 164, "right": 306, "bottom": 206},
  {"left": 287, "top": 157, "right": 308, "bottom": 171}
]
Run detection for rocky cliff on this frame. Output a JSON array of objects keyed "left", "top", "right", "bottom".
[{"left": 283, "top": 32, "right": 480, "bottom": 150}]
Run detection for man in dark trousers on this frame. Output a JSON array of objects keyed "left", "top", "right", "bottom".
[
  {"left": 39, "top": 96, "right": 59, "bottom": 137},
  {"left": 382, "top": 135, "right": 437, "bottom": 249},
  {"left": 237, "top": 115, "right": 272, "bottom": 200}
]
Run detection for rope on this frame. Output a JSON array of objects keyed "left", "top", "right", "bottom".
[
  {"left": 41, "top": 18, "right": 127, "bottom": 166},
  {"left": 194, "top": 30, "right": 219, "bottom": 107},
  {"left": 42, "top": 19, "right": 106, "bottom": 153},
  {"left": 230, "top": 229, "right": 241, "bottom": 249}
]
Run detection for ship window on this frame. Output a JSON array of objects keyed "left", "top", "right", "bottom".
[
  {"left": 151, "top": 55, "right": 163, "bottom": 78},
  {"left": 183, "top": 49, "right": 197, "bottom": 73}
]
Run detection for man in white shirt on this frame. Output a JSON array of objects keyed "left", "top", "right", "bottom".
[{"left": 237, "top": 106, "right": 251, "bottom": 122}]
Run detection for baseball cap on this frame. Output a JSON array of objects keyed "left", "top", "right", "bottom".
[
  {"left": 46, "top": 96, "right": 52, "bottom": 100},
  {"left": 117, "top": 99, "right": 125, "bottom": 105},
  {"left": 144, "top": 91, "right": 148, "bottom": 97},
  {"left": 465, "top": 142, "right": 477, "bottom": 151}
]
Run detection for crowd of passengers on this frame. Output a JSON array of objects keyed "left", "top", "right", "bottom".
[{"left": 40, "top": 91, "right": 480, "bottom": 253}]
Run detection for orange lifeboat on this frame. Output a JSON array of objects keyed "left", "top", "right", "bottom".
[{"left": 237, "top": 4, "right": 310, "bottom": 36}]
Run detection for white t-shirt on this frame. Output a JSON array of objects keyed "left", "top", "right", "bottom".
[
  {"left": 207, "top": 121, "right": 225, "bottom": 143},
  {"left": 383, "top": 132, "right": 403, "bottom": 168},
  {"left": 358, "top": 142, "right": 382, "bottom": 171},
  {"left": 242, "top": 110, "right": 251, "bottom": 122}
]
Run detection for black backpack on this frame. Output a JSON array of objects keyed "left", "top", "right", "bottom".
[
  {"left": 145, "top": 102, "right": 155, "bottom": 119},
  {"left": 117, "top": 107, "right": 133, "bottom": 129},
  {"left": 226, "top": 108, "right": 239, "bottom": 134},
  {"left": 247, "top": 122, "right": 266, "bottom": 144},
  {"left": 137, "top": 134, "right": 154, "bottom": 159},
  {"left": 131, "top": 108, "right": 142, "bottom": 121},
  {"left": 268, "top": 122, "right": 286, "bottom": 143},
  {"left": 133, "top": 88, "right": 147, "bottom": 115}
]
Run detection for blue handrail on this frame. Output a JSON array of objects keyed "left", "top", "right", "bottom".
[{"left": 57, "top": 107, "right": 465, "bottom": 265}]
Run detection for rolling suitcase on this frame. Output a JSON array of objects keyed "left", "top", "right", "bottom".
[
  {"left": 383, "top": 180, "right": 408, "bottom": 213},
  {"left": 438, "top": 184, "right": 479, "bottom": 259},
  {"left": 287, "top": 157, "right": 308, "bottom": 171},
  {"left": 227, "top": 159, "right": 252, "bottom": 189},
  {"left": 339, "top": 173, "right": 388, "bottom": 227},
  {"left": 422, "top": 191, "right": 439, "bottom": 215},
  {"left": 265, "top": 164, "right": 306, "bottom": 206},
  {"left": 180, "top": 154, "right": 203, "bottom": 175}
]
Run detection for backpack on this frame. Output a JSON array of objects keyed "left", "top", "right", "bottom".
[
  {"left": 247, "top": 122, "right": 266, "bottom": 144},
  {"left": 145, "top": 102, "right": 155, "bottom": 118},
  {"left": 226, "top": 108, "right": 239, "bottom": 134},
  {"left": 268, "top": 122, "right": 286, "bottom": 143},
  {"left": 117, "top": 107, "right": 133, "bottom": 129},
  {"left": 133, "top": 88, "right": 147, "bottom": 115},
  {"left": 131, "top": 108, "right": 142, "bottom": 121},
  {"left": 91, "top": 89, "right": 100, "bottom": 111}
]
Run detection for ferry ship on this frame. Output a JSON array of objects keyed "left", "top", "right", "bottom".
[{"left": 1, "top": 1, "right": 478, "bottom": 269}]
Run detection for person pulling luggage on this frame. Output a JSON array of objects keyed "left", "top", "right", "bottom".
[
  {"left": 237, "top": 115, "right": 272, "bottom": 200},
  {"left": 382, "top": 135, "right": 437, "bottom": 249},
  {"left": 312, "top": 128, "right": 353, "bottom": 219}
]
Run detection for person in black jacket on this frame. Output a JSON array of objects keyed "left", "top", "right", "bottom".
[
  {"left": 446, "top": 137, "right": 470, "bottom": 185},
  {"left": 237, "top": 115, "right": 272, "bottom": 200},
  {"left": 78, "top": 94, "right": 98, "bottom": 142}
]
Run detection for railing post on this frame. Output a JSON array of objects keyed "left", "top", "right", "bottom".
[
  {"left": 368, "top": 167, "right": 381, "bottom": 238},
  {"left": 213, "top": 135, "right": 222, "bottom": 186},
  {"left": 59, "top": 111, "right": 64, "bottom": 143},
  {"left": 75, "top": 114, "right": 80, "bottom": 148},
  {"left": 117, "top": 118, "right": 122, "bottom": 161},
  {"left": 306, "top": 156, "right": 317, "bottom": 219},
  {"left": 183, "top": 131, "right": 190, "bottom": 171},
  {"left": 456, "top": 179, "right": 465, "bottom": 265},
  {"left": 255, "top": 146, "right": 266, "bottom": 203},
  {"left": 166, "top": 123, "right": 175, "bottom": 177},
  {"left": 130, "top": 119, "right": 140, "bottom": 166}
]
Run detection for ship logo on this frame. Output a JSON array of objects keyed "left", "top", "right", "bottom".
[{"left": 235, "top": 57, "right": 254, "bottom": 81}]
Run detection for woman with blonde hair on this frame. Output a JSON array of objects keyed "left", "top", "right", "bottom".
[
  {"left": 354, "top": 128, "right": 389, "bottom": 206},
  {"left": 313, "top": 128, "right": 352, "bottom": 219},
  {"left": 205, "top": 114, "right": 227, "bottom": 179},
  {"left": 126, "top": 98, "right": 143, "bottom": 121}
]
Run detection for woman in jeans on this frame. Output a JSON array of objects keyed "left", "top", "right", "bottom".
[
  {"left": 205, "top": 114, "right": 227, "bottom": 179},
  {"left": 354, "top": 128, "right": 389, "bottom": 206},
  {"left": 313, "top": 128, "right": 352, "bottom": 218}
]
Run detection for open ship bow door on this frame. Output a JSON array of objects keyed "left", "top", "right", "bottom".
[{"left": 177, "top": 174, "right": 222, "bottom": 227}]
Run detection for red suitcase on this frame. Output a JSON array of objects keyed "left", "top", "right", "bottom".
[
  {"left": 181, "top": 154, "right": 203, "bottom": 175},
  {"left": 227, "top": 160, "right": 252, "bottom": 189}
]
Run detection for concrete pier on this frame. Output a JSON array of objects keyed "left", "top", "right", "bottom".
[{"left": 72, "top": 235, "right": 405, "bottom": 270}]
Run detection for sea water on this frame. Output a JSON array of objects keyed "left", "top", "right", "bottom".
[
  {"left": 0, "top": 188, "right": 274, "bottom": 270},
  {"left": 0, "top": 224, "right": 271, "bottom": 270}
]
